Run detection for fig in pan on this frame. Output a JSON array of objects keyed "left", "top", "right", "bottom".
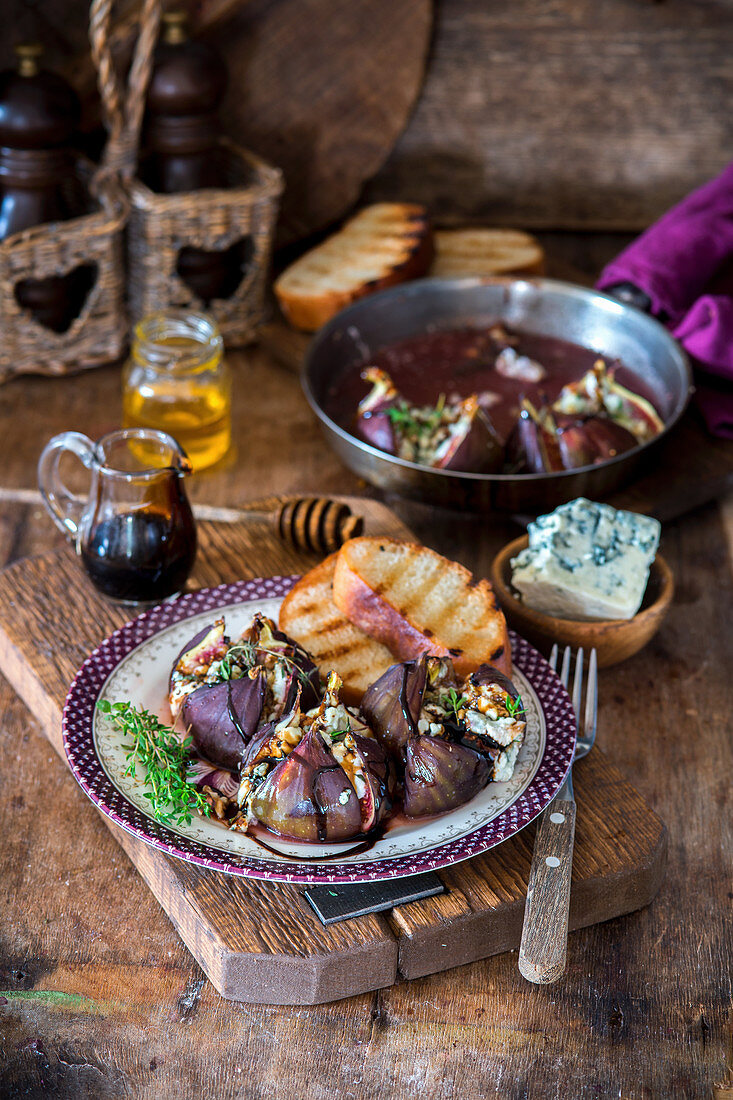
[{"left": 356, "top": 367, "right": 502, "bottom": 473}]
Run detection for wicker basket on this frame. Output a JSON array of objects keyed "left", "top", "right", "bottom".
[
  {"left": 127, "top": 139, "right": 283, "bottom": 345},
  {"left": 0, "top": 169, "right": 128, "bottom": 384}
]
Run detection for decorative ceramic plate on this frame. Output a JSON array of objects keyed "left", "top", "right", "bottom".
[{"left": 62, "top": 577, "right": 576, "bottom": 884}]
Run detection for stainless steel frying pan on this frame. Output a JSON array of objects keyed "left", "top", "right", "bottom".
[{"left": 302, "top": 277, "right": 692, "bottom": 513}]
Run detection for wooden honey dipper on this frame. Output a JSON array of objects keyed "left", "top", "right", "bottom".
[
  {"left": 180, "top": 495, "right": 364, "bottom": 555},
  {"left": 1, "top": 489, "right": 364, "bottom": 556}
]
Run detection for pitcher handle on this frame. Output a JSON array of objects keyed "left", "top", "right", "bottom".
[{"left": 38, "top": 432, "right": 97, "bottom": 542}]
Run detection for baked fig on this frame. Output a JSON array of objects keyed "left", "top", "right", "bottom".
[
  {"left": 361, "top": 656, "right": 526, "bottom": 816},
  {"left": 169, "top": 619, "right": 229, "bottom": 718},
  {"left": 553, "top": 358, "right": 606, "bottom": 419},
  {"left": 182, "top": 671, "right": 266, "bottom": 770},
  {"left": 505, "top": 399, "right": 564, "bottom": 474},
  {"left": 249, "top": 724, "right": 363, "bottom": 842},
  {"left": 357, "top": 368, "right": 503, "bottom": 473},
  {"left": 431, "top": 396, "right": 503, "bottom": 474},
  {"left": 361, "top": 657, "right": 429, "bottom": 758},
  {"left": 356, "top": 367, "right": 399, "bottom": 454},
  {"left": 240, "top": 613, "right": 321, "bottom": 715},
  {"left": 601, "top": 377, "right": 664, "bottom": 441},
  {"left": 235, "top": 673, "right": 390, "bottom": 843},
  {"left": 555, "top": 414, "right": 638, "bottom": 468},
  {"left": 553, "top": 358, "right": 663, "bottom": 443},
  {"left": 403, "top": 733, "right": 490, "bottom": 817}
]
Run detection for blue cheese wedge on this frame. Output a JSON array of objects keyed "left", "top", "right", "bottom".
[{"left": 510, "top": 498, "right": 661, "bottom": 621}]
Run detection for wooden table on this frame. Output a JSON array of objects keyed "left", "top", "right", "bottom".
[{"left": 1, "top": 304, "right": 732, "bottom": 1097}]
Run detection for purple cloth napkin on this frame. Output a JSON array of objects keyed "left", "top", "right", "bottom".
[{"left": 597, "top": 162, "right": 733, "bottom": 437}]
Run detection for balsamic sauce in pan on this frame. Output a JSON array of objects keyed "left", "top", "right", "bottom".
[{"left": 323, "top": 325, "right": 658, "bottom": 445}]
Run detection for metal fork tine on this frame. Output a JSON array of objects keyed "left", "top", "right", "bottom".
[
  {"left": 584, "top": 648, "right": 598, "bottom": 741},
  {"left": 560, "top": 645, "right": 572, "bottom": 689},
  {"left": 549, "top": 644, "right": 559, "bottom": 672},
  {"left": 572, "top": 648, "right": 584, "bottom": 735}
]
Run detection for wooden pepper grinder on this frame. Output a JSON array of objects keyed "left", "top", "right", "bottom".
[
  {"left": 0, "top": 43, "right": 86, "bottom": 332},
  {"left": 143, "top": 11, "right": 226, "bottom": 193},
  {"left": 142, "top": 11, "right": 244, "bottom": 304}
]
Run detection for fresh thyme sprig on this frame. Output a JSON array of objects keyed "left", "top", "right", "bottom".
[
  {"left": 217, "top": 640, "right": 256, "bottom": 680},
  {"left": 97, "top": 700, "right": 212, "bottom": 827},
  {"left": 505, "top": 694, "right": 524, "bottom": 717},
  {"left": 387, "top": 396, "right": 449, "bottom": 439},
  {"left": 218, "top": 639, "right": 311, "bottom": 687},
  {"left": 444, "top": 688, "right": 469, "bottom": 723}
]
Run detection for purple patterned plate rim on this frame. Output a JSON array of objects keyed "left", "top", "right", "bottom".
[{"left": 62, "top": 575, "right": 576, "bottom": 884}]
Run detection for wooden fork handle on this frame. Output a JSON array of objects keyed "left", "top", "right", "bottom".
[{"left": 518, "top": 796, "right": 577, "bottom": 984}]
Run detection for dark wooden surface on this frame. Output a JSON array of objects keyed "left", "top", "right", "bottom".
[
  {"left": 367, "top": 0, "right": 733, "bottom": 230},
  {"left": 206, "top": 0, "right": 433, "bottom": 243},
  {"left": 0, "top": 241, "right": 732, "bottom": 1092},
  {"left": 0, "top": 517, "right": 667, "bottom": 1005}
]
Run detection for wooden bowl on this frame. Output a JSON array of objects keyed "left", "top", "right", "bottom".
[{"left": 491, "top": 535, "right": 674, "bottom": 668}]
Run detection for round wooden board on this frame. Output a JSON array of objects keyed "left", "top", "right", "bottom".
[{"left": 203, "top": 0, "right": 433, "bottom": 242}]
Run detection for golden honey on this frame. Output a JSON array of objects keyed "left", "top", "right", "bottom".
[{"left": 123, "top": 311, "right": 231, "bottom": 471}]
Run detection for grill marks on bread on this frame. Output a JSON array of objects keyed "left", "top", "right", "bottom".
[
  {"left": 279, "top": 539, "right": 511, "bottom": 703},
  {"left": 273, "top": 204, "right": 433, "bottom": 332},
  {"left": 278, "top": 555, "right": 394, "bottom": 703},
  {"left": 429, "top": 228, "right": 545, "bottom": 279},
  {"left": 331, "top": 538, "right": 512, "bottom": 679}
]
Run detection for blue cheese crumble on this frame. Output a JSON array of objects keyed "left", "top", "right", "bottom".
[{"left": 510, "top": 498, "right": 661, "bottom": 621}]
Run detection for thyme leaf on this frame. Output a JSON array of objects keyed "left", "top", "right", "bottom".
[
  {"left": 505, "top": 694, "right": 524, "bottom": 717},
  {"left": 386, "top": 404, "right": 421, "bottom": 433},
  {"left": 387, "top": 396, "right": 452, "bottom": 443},
  {"left": 97, "top": 700, "right": 212, "bottom": 827},
  {"left": 444, "top": 688, "right": 469, "bottom": 723},
  {"left": 218, "top": 640, "right": 311, "bottom": 688}
]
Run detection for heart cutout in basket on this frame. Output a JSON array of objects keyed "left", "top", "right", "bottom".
[
  {"left": 175, "top": 237, "right": 255, "bottom": 305},
  {"left": 14, "top": 262, "right": 98, "bottom": 334}
]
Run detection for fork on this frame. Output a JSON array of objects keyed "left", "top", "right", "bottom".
[{"left": 518, "top": 645, "right": 598, "bottom": 984}]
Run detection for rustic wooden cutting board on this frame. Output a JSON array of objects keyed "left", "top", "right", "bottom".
[{"left": 0, "top": 497, "right": 666, "bottom": 1005}]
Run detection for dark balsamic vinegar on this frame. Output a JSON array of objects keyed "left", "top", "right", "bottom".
[{"left": 80, "top": 509, "right": 196, "bottom": 602}]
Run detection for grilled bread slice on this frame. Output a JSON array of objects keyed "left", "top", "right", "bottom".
[
  {"left": 274, "top": 203, "right": 433, "bottom": 332},
  {"left": 429, "top": 228, "right": 544, "bottom": 279},
  {"left": 332, "top": 537, "right": 511, "bottom": 679},
  {"left": 278, "top": 553, "right": 396, "bottom": 703}
]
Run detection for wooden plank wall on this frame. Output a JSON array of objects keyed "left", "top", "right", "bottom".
[
  {"left": 5, "top": 0, "right": 732, "bottom": 232},
  {"left": 366, "top": 0, "right": 733, "bottom": 230}
]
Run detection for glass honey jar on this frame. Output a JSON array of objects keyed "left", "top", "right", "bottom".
[{"left": 123, "top": 310, "right": 231, "bottom": 471}]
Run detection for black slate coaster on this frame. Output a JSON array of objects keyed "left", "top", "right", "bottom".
[{"left": 304, "top": 873, "right": 445, "bottom": 925}]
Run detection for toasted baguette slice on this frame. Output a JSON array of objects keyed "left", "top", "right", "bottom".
[
  {"left": 274, "top": 203, "right": 433, "bottom": 331},
  {"left": 278, "top": 553, "right": 396, "bottom": 703},
  {"left": 429, "top": 228, "right": 545, "bottom": 279},
  {"left": 332, "top": 537, "right": 511, "bottom": 679}
]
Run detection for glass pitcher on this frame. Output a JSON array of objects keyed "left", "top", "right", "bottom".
[{"left": 38, "top": 427, "right": 197, "bottom": 604}]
